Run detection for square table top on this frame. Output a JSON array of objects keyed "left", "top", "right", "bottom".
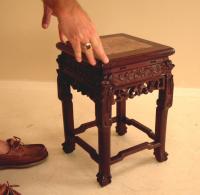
[{"left": 56, "top": 33, "right": 174, "bottom": 69}]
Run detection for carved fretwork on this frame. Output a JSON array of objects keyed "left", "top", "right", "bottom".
[
  {"left": 113, "top": 77, "right": 165, "bottom": 103},
  {"left": 57, "top": 68, "right": 99, "bottom": 102},
  {"left": 117, "top": 64, "right": 162, "bottom": 82},
  {"left": 57, "top": 54, "right": 103, "bottom": 102},
  {"left": 112, "top": 59, "right": 174, "bottom": 86},
  {"left": 165, "top": 60, "right": 175, "bottom": 71}
]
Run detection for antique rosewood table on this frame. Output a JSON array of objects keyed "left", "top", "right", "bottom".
[{"left": 56, "top": 34, "right": 175, "bottom": 186}]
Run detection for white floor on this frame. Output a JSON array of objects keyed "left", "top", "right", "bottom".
[{"left": 0, "top": 81, "right": 200, "bottom": 195}]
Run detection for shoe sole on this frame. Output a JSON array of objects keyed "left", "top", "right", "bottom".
[{"left": 0, "top": 158, "right": 48, "bottom": 170}]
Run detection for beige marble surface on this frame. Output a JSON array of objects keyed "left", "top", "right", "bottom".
[
  {"left": 102, "top": 35, "right": 152, "bottom": 55},
  {"left": 0, "top": 81, "right": 200, "bottom": 195}
]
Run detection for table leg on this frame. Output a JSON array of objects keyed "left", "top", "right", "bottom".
[
  {"left": 154, "top": 75, "right": 174, "bottom": 162},
  {"left": 116, "top": 99, "right": 127, "bottom": 136},
  {"left": 95, "top": 82, "right": 112, "bottom": 186},
  {"left": 57, "top": 73, "right": 75, "bottom": 153}
]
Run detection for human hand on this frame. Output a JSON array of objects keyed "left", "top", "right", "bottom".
[{"left": 42, "top": 0, "right": 109, "bottom": 66}]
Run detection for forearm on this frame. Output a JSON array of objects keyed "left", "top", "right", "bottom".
[{"left": 43, "top": 0, "right": 79, "bottom": 16}]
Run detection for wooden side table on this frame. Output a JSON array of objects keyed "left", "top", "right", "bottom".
[{"left": 56, "top": 34, "right": 175, "bottom": 187}]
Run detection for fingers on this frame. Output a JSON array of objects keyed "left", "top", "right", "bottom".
[
  {"left": 90, "top": 35, "right": 109, "bottom": 64},
  {"left": 81, "top": 34, "right": 109, "bottom": 66},
  {"left": 69, "top": 38, "right": 106, "bottom": 66},
  {"left": 69, "top": 34, "right": 96, "bottom": 65},
  {"left": 69, "top": 39, "right": 96, "bottom": 65},
  {"left": 70, "top": 38, "right": 82, "bottom": 63},
  {"left": 42, "top": 3, "right": 53, "bottom": 29},
  {"left": 82, "top": 43, "right": 96, "bottom": 66},
  {"left": 57, "top": 26, "right": 108, "bottom": 66}
]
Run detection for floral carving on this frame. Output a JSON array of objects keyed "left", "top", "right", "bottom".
[
  {"left": 112, "top": 60, "right": 174, "bottom": 86},
  {"left": 114, "top": 77, "right": 165, "bottom": 102}
]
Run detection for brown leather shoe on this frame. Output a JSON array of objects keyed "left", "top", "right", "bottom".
[
  {"left": 0, "top": 137, "right": 48, "bottom": 169},
  {"left": 0, "top": 182, "right": 21, "bottom": 195}
]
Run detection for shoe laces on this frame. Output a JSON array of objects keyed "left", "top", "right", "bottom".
[
  {"left": 7, "top": 136, "right": 24, "bottom": 151},
  {"left": 0, "top": 181, "right": 20, "bottom": 195}
]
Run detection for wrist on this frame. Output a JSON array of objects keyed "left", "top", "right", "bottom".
[{"left": 53, "top": 0, "right": 78, "bottom": 18}]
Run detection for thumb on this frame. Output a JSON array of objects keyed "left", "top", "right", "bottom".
[{"left": 42, "top": 3, "right": 53, "bottom": 29}]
